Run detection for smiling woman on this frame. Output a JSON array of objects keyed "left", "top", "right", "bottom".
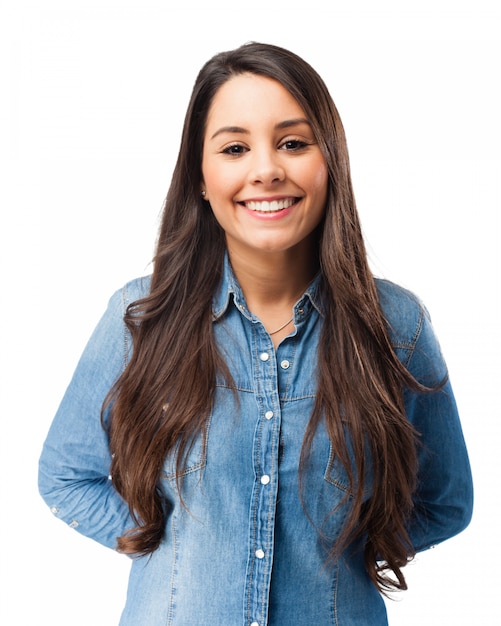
[
  {"left": 38, "top": 42, "right": 473, "bottom": 626},
  {"left": 201, "top": 74, "right": 328, "bottom": 276}
]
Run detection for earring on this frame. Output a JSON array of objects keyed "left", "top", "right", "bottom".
[{"left": 201, "top": 190, "right": 206, "bottom": 198}]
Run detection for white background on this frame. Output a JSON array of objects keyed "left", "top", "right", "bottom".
[{"left": 2, "top": 0, "right": 499, "bottom": 624}]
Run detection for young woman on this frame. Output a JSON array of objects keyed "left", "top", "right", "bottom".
[{"left": 39, "top": 42, "right": 473, "bottom": 625}]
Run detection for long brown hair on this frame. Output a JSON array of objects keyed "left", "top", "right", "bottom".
[{"left": 104, "top": 42, "right": 434, "bottom": 592}]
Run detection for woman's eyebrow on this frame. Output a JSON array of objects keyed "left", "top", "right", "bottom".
[
  {"left": 275, "top": 118, "right": 311, "bottom": 130},
  {"left": 210, "top": 126, "right": 248, "bottom": 140},
  {"left": 210, "top": 118, "right": 311, "bottom": 140}
]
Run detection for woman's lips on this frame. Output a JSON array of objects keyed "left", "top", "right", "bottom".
[{"left": 240, "top": 197, "right": 299, "bottom": 213}]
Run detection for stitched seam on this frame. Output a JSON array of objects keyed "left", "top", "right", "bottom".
[
  {"left": 166, "top": 515, "right": 178, "bottom": 626},
  {"left": 332, "top": 559, "right": 339, "bottom": 626},
  {"left": 122, "top": 284, "right": 129, "bottom": 372},
  {"left": 403, "top": 305, "right": 425, "bottom": 368},
  {"left": 216, "top": 383, "right": 254, "bottom": 393}
]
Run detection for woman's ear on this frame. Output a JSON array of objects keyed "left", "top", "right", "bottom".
[{"left": 200, "top": 174, "right": 209, "bottom": 200}]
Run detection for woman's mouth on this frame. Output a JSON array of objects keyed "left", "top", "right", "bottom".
[{"left": 239, "top": 197, "right": 299, "bottom": 213}]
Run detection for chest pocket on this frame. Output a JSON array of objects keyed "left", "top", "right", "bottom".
[
  {"left": 161, "top": 418, "right": 211, "bottom": 484},
  {"left": 304, "top": 435, "right": 373, "bottom": 545},
  {"left": 324, "top": 443, "right": 373, "bottom": 498}
]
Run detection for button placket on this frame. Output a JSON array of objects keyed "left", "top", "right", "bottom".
[
  {"left": 245, "top": 332, "right": 280, "bottom": 626},
  {"left": 276, "top": 333, "right": 297, "bottom": 395}
]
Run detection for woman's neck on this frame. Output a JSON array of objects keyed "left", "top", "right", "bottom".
[{"left": 226, "top": 244, "right": 318, "bottom": 342}]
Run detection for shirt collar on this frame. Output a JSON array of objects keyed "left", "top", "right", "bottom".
[
  {"left": 212, "top": 253, "right": 325, "bottom": 322},
  {"left": 211, "top": 254, "right": 242, "bottom": 321}
]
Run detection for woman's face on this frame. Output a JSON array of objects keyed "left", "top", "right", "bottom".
[{"left": 201, "top": 73, "right": 328, "bottom": 260}]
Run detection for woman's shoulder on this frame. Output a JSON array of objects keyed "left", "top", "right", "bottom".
[
  {"left": 106, "top": 275, "right": 152, "bottom": 312},
  {"left": 374, "top": 278, "right": 429, "bottom": 350},
  {"left": 374, "top": 277, "right": 423, "bottom": 311},
  {"left": 374, "top": 278, "right": 448, "bottom": 382},
  {"left": 120, "top": 275, "right": 152, "bottom": 305}
]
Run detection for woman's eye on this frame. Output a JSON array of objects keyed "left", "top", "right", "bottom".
[
  {"left": 280, "top": 139, "right": 309, "bottom": 151},
  {"left": 221, "top": 144, "right": 247, "bottom": 156}
]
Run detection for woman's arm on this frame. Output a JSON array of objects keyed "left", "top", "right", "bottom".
[
  {"left": 404, "top": 306, "right": 473, "bottom": 552},
  {"left": 38, "top": 280, "right": 147, "bottom": 550}
]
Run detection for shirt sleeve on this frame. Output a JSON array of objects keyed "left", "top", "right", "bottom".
[
  {"left": 38, "top": 284, "right": 139, "bottom": 551},
  {"left": 403, "top": 305, "right": 473, "bottom": 553}
]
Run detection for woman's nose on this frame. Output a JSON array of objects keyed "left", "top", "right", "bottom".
[{"left": 249, "top": 149, "right": 285, "bottom": 185}]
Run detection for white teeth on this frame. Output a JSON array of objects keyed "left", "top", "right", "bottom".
[{"left": 244, "top": 198, "right": 296, "bottom": 212}]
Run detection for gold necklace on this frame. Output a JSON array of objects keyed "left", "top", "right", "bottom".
[
  {"left": 264, "top": 284, "right": 307, "bottom": 336},
  {"left": 269, "top": 316, "right": 294, "bottom": 336}
]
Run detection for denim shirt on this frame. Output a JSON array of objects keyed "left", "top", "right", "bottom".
[{"left": 39, "top": 258, "right": 473, "bottom": 626}]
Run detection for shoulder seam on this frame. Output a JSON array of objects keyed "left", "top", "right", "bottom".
[{"left": 121, "top": 283, "right": 129, "bottom": 372}]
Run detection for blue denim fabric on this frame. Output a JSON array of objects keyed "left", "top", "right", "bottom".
[{"left": 39, "top": 258, "right": 473, "bottom": 625}]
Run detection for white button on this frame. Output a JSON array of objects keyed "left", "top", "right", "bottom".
[
  {"left": 280, "top": 359, "right": 290, "bottom": 369},
  {"left": 265, "top": 410, "right": 274, "bottom": 420},
  {"left": 260, "top": 475, "right": 270, "bottom": 485},
  {"left": 255, "top": 549, "right": 265, "bottom": 559},
  {"left": 259, "top": 352, "right": 270, "bottom": 362},
  {"left": 251, "top": 622, "right": 260, "bottom": 626}
]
